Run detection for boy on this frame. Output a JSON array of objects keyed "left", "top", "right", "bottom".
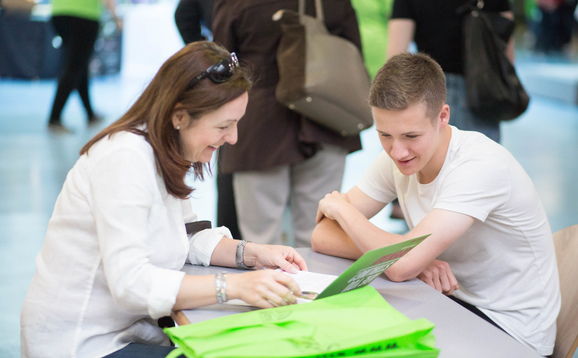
[{"left": 312, "top": 52, "right": 560, "bottom": 356}]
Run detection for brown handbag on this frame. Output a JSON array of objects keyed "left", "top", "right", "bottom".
[{"left": 273, "top": 0, "right": 373, "bottom": 137}]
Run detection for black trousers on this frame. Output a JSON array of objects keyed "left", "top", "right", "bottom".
[
  {"left": 448, "top": 295, "right": 506, "bottom": 333},
  {"left": 49, "top": 15, "right": 99, "bottom": 123},
  {"left": 216, "top": 171, "right": 242, "bottom": 239}
]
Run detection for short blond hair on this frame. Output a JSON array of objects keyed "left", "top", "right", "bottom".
[{"left": 369, "top": 52, "right": 446, "bottom": 120}]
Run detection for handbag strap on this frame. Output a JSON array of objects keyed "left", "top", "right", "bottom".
[
  {"left": 456, "top": 0, "right": 483, "bottom": 16},
  {"left": 298, "top": 0, "right": 324, "bottom": 22}
]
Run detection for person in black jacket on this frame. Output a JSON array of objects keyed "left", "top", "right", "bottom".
[
  {"left": 212, "top": 0, "right": 363, "bottom": 247},
  {"left": 174, "top": 0, "right": 214, "bottom": 43},
  {"left": 388, "top": 0, "right": 514, "bottom": 143}
]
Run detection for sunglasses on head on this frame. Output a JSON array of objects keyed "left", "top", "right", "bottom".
[{"left": 187, "top": 53, "right": 239, "bottom": 88}]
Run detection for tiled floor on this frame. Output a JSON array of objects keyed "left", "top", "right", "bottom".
[{"left": 1, "top": 44, "right": 578, "bottom": 358}]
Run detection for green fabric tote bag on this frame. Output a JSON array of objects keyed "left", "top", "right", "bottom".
[{"left": 164, "top": 286, "right": 439, "bottom": 358}]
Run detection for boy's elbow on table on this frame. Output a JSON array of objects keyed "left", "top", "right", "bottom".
[
  {"left": 311, "top": 227, "right": 326, "bottom": 254},
  {"left": 384, "top": 262, "right": 418, "bottom": 283}
]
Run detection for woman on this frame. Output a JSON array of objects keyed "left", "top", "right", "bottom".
[{"left": 22, "top": 41, "right": 306, "bottom": 358}]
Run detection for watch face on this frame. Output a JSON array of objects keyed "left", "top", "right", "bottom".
[{"left": 236, "top": 240, "right": 249, "bottom": 268}]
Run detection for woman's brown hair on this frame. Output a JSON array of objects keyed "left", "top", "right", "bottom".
[{"left": 80, "top": 41, "right": 253, "bottom": 199}]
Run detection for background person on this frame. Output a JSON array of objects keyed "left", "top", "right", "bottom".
[
  {"left": 212, "top": 0, "right": 363, "bottom": 247},
  {"left": 173, "top": 0, "right": 243, "bottom": 240},
  {"left": 387, "top": 0, "right": 514, "bottom": 143},
  {"left": 22, "top": 41, "right": 306, "bottom": 358},
  {"left": 535, "top": 0, "right": 578, "bottom": 54},
  {"left": 174, "top": 0, "right": 213, "bottom": 43},
  {"left": 312, "top": 52, "right": 560, "bottom": 356},
  {"left": 351, "top": 0, "right": 394, "bottom": 80},
  {"left": 47, "top": 0, "right": 121, "bottom": 133}
]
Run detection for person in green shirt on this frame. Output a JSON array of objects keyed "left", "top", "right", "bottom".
[
  {"left": 352, "top": 0, "right": 406, "bottom": 221},
  {"left": 48, "top": 0, "right": 120, "bottom": 133},
  {"left": 351, "top": 0, "right": 393, "bottom": 80}
]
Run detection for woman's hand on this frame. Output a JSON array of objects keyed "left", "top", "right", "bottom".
[
  {"left": 243, "top": 243, "right": 308, "bottom": 273},
  {"left": 417, "top": 259, "right": 459, "bottom": 295},
  {"left": 227, "top": 269, "right": 301, "bottom": 308}
]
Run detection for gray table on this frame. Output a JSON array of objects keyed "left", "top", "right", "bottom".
[{"left": 179, "top": 248, "right": 541, "bottom": 358}]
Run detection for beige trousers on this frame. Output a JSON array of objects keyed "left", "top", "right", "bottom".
[{"left": 233, "top": 144, "right": 347, "bottom": 247}]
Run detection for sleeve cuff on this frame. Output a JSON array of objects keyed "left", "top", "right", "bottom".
[
  {"left": 434, "top": 202, "right": 489, "bottom": 222},
  {"left": 188, "top": 226, "right": 232, "bottom": 266},
  {"left": 147, "top": 269, "right": 186, "bottom": 319}
]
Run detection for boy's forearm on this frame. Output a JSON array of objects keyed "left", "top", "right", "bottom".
[{"left": 311, "top": 218, "right": 362, "bottom": 260}]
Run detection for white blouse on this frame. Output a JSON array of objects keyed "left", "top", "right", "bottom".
[{"left": 21, "top": 131, "right": 230, "bottom": 358}]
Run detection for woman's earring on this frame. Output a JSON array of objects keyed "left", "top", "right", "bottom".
[{"left": 176, "top": 126, "right": 181, "bottom": 130}]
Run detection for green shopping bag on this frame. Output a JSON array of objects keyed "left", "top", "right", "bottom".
[{"left": 164, "top": 286, "right": 439, "bottom": 358}]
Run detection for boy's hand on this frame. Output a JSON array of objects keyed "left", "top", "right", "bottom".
[{"left": 417, "top": 259, "right": 459, "bottom": 295}]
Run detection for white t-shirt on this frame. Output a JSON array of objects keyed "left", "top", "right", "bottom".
[
  {"left": 357, "top": 126, "right": 560, "bottom": 356},
  {"left": 21, "top": 131, "right": 230, "bottom": 358}
]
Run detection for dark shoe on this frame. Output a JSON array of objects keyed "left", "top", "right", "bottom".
[
  {"left": 48, "top": 122, "right": 73, "bottom": 134},
  {"left": 88, "top": 114, "right": 104, "bottom": 126}
]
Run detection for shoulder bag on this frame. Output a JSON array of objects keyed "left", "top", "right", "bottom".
[
  {"left": 462, "top": 0, "right": 530, "bottom": 122},
  {"left": 273, "top": 0, "right": 373, "bottom": 136}
]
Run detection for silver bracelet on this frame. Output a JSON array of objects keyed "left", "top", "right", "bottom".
[
  {"left": 215, "top": 272, "right": 228, "bottom": 304},
  {"left": 235, "top": 240, "right": 254, "bottom": 269}
]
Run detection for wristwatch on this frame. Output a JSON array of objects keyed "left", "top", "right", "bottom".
[{"left": 235, "top": 240, "right": 255, "bottom": 269}]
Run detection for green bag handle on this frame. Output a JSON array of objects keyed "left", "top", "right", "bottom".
[{"left": 167, "top": 320, "right": 315, "bottom": 358}]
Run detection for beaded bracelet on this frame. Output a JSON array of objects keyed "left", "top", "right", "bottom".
[{"left": 215, "top": 272, "right": 228, "bottom": 304}]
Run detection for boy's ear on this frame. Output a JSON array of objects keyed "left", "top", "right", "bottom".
[{"left": 439, "top": 104, "right": 450, "bottom": 128}]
